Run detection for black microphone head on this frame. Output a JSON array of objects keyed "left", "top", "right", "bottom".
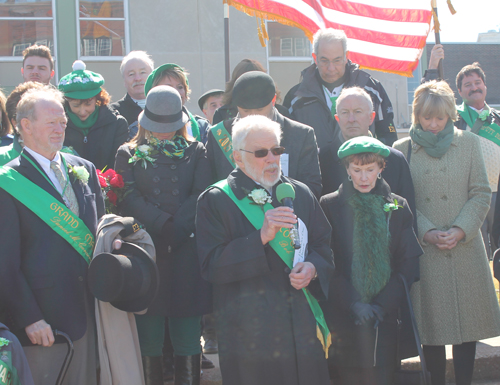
[{"left": 276, "top": 182, "right": 295, "bottom": 203}]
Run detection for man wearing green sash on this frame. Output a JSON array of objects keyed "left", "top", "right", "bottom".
[
  {"left": 197, "top": 115, "right": 333, "bottom": 385},
  {"left": 0, "top": 88, "right": 104, "bottom": 385},
  {"left": 455, "top": 63, "right": 500, "bottom": 257}
]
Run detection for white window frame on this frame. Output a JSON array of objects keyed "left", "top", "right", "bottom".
[
  {"left": 265, "top": 21, "right": 313, "bottom": 67},
  {"left": 76, "top": 0, "right": 130, "bottom": 61},
  {"left": 0, "top": 0, "right": 57, "bottom": 62}
]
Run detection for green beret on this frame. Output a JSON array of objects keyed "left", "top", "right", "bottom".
[
  {"left": 232, "top": 71, "right": 275, "bottom": 109},
  {"left": 58, "top": 61, "right": 104, "bottom": 99},
  {"left": 144, "top": 63, "right": 187, "bottom": 96},
  {"left": 337, "top": 136, "right": 390, "bottom": 159}
]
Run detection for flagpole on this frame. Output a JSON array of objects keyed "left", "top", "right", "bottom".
[
  {"left": 224, "top": 3, "right": 230, "bottom": 82},
  {"left": 431, "top": 0, "right": 444, "bottom": 79}
]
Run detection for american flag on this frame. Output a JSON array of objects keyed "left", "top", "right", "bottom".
[{"left": 225, "top": 0, "right": 433, "bottom": 76}]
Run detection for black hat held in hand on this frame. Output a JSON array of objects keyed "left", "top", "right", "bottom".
[{"left": 88, "top": 242, "right": 159, "bottom": 313}]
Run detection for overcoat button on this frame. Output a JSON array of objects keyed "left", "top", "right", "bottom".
[
  {"left": 441, "top": 195, "right": 447, "bottom": 200},
  {"left": 170, "top": 165, "right": 177, "bottom": 170},
  {"left": 284, "top": 267, "right": 291, "bottom": 274},
  {"left": 152, "top": 164, "right": 159, "bottom": 169},
  {"left": 78, "top": 276, "right": 83, "bottom": 282},
  {"left": 153, "top": 176, "right": 160, "bottom": 183},
  {"left": 171, "top": 176, "right": 178, "bottom": 183},
  {"left": 172, "top": 189, "right": 179, "bottom": 196},
  {"left": 153, "top": 188, "right": 161, "bottom": 195}
]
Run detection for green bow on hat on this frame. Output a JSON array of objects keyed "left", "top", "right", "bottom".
[
  {"left": 144, "top": 63, "right": 187, "bottom": 96},
  {"left": 58, "top": 60, "right": 104, "bottom": 99},
  {"left": 338, "top": 136, "right": 390, "bottom": 159}
]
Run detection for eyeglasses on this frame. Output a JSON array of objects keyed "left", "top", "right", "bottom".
[{"left": 239, "top": 146, "right": 285, "bottom": 158}]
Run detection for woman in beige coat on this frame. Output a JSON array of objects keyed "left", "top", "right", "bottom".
[{"left": 393, "top": 80, "right": 500, "bottom": 385}]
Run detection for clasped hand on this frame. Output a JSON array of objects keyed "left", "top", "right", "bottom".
[{"left": 423, "top": 227, "right": 465, "bottom": 250}]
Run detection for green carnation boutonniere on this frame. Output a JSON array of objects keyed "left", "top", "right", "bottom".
[
  {"left": 0, "top": 338, "right": 10, "bottom": 348},
  {"left": 244, "top": 187, "right": 272, "bottom": 212},
  {"left": 68, "top": 165, "right": 89, "bottom": 184},
  {"left": 479, "top": 110, "right": 489, "bottom": 121},
  {"left": 129, "top": 144, "right": 156, "bottom": 169},
  {"left": 383, "top": 199, "right": 403, "bottom": 213}
]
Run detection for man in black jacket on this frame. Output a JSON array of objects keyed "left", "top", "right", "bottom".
[
  {"left": 206, "top": 71, "right": 322, "bottom": 198},
  {"left": 284, "top": 28, "right": 397, "bottom": 150},
  {"left": 111, "top": 51, "right": 154, "bottom": 138},
  {"left": 0, "top": 88, "right": 105, "bottom": 384},
  {"left": 319, "top": 87, "right": 416, "bottom": 228}
]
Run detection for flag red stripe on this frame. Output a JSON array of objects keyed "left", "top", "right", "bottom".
[
  {"left": 348, "top": 51, "right": 418, "bottom": 76},
  {"left": 315, "top": 0, "right": 431, "bottom": 23},
  {"left": 324, "top": 22, "right": 428, "bottom": 49}
]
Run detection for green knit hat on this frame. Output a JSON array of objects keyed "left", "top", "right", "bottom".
[
  {"left": 144, "top": 63, "right": 187, "bottom": 96},
  {"left": 58, "top": 60, "right": 104, "bottom": 99},
  {"left": 338, "top": 136, "right": 390, "bottom": 159}
]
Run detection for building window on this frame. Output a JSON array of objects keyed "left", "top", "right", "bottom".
[
  {"left": 268, "top": 22, "right": 311, "bottom": 58},
  {"left": 78, "top": 0, "right": 127, "bottom": 58},
  {"left": 0, "top": 0, "right": 55, "bottom": 58}
]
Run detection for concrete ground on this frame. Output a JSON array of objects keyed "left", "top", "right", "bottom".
[{"left": 165, "top": 336, "right": 500, "bottom": 385}]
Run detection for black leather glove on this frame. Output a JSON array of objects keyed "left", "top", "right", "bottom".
[{"left": 350, "top": 301, "right": 375, "bottom": 325}]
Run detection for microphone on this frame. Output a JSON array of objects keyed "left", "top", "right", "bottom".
[{"left": 276, "top": 183, "right": 301, "bottom": 249}]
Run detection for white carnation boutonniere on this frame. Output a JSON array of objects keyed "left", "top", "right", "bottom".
[
  {"left": 68, "top": 164, "right": 89, "bottom": 184},
  {"left": 383, "top": 199, "right": 402, "bottom": 213},
  {"left": 245, "top": 188, "right": 272, "bottom": 212},
  {"left": 129, "top": 144, "right": 156, "bottom": 169}
]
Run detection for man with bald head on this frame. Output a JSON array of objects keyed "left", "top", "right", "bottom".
[{"left": 319, "top": 87, "right": 416, "bottom": 223}]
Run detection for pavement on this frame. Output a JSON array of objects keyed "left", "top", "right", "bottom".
[
  {"left": 164, "top": 336, "right": 500, "bottom": 385},
  {"left": 402, "top": 336, "right": 500, "bottom": 384}
]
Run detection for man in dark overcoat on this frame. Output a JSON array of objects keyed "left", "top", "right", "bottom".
[
  {"left": 197, "top": 115, "right": 334, "bottom": 385},
  {"left": 0, "top": 87, "right": 104, "bottom": 384},
  {"left": 319, "top": 87, "right": 417, "bottom": 229},
  {"left": 206, "top": 71, "right": 322, "bottom": 199}
]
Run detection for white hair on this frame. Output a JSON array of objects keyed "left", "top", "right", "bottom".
[
  {"left": 17, "top": 87, "right": 64, "bottom": 130},
  {"left": 336, "top": 87, "right": 373, "bottom": 112},
  {"left": 313, "top": 28, "right": 348, "bottom": 58},
  {"left": 232, "top": 115, "right": 282, "bottom": 154},
  {"left": 120, "top": 51, "right": 154, "bottom": 76}
]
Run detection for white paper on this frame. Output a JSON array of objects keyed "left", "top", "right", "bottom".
[
  {"left": 293, "top": 218, "right": 308, "bottom": 267},
  {"left": 280, "top": 153, "right": 289, "bottom": 177}
]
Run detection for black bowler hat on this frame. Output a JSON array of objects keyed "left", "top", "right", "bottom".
[
  {"left": 88, "top": 242, "right": 159, "bottom": 312},
  {"left": 198, "top": 89, "right": 224, "bottom": 111},
  {"left": 232, "top": 71, "right": 275, "bottom": 109}
]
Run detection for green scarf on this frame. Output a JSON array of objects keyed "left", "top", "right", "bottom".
[
  {"left": 457, "top": 102, "right": 500, "bottom": 146},
  {"left": 348, "top": 192, "right": 392, "bottom": 303},
  {"left": 66, "top": 106, "right": 100, "bottom": 136},
  {"left": 409, "top": 119, "right": 454, "bottom": 158},
  {"left": 148, "top": 135, "right": 189, "bottom": 159}
]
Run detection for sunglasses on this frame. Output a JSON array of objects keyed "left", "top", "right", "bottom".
[{"left": 239, "top": 146, "right": 286, "bottom": 158}]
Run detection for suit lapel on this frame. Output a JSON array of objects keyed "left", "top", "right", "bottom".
[{"left": 19, "top": 150, "right": 65, "bottom": 205}]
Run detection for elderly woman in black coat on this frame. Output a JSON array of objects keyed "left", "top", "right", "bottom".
[
  {"left": 115, "top": 86, "right": 211, "bottom": 385},
  {"left": 319, "top": 137, "right": 422, "bottom": 385}
]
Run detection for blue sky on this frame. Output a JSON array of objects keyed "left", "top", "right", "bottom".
[{"left": 426, "top": 0, "right": 500, "bottom": 42}]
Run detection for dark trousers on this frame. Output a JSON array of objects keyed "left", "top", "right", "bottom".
[{"left": 423, "top": 342, "right": 476, "bottom": 385}]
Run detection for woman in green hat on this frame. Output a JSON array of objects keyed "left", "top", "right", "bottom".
[
  {"left": 319, "top": 136, "right": 422, "bottom": 385},
  {"left": 144, "top": 63, "right": 210, "bottom": 144},
  {"left": 58, "top": 60, "right": 129, "bottom": 170}
]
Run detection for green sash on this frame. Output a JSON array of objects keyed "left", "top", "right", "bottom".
[
  {"left": 211, "top": 180, "right": 331, "bottom": 357},
  {"left": 211, "top": 122, "right": 236, "bottom": 168},
  {"left": 187, "top": 112, "right": 200, "bottom": 141},
  {"left": 0, "top": 351, "right": 20, "bottom": 385},
  {"left": 457, "top": 103, "right": 500, "bottom": 146},
  {"left": 0, "top": 167, "right": 95, "bottom": 264}
]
